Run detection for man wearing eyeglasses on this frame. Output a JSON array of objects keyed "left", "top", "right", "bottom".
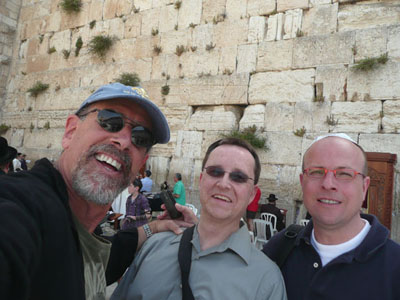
[
  {"left": 263, "top": 133, "right": 400, "bottom": 300},
  {"left": 0, "top": 83, "right": 194, "bottom": 300},
  {"left": 111, "top": 138, "right": 286, "bottom": 300}
]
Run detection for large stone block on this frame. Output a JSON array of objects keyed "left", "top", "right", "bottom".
[
  {"left": 382, "top": 100, "right": 400, "bottom": 133},
  {"left": 49, "top": 30, "right": 71, "bottom": 53},
  {"left": 214, "top": 19, "right": 248, "bottom": 48},
  {"left": 293, "top": 31, "right": 354, "bottom": 68},
  {"left": 44, "top": 11, "right": 61, "bottom": 33},
  {"left": 218, "top": 46, "right": 237, "bottom": 75},
  {"left": 237, "top": 44, "right": 257, "bottom": 73},
  {"left": 347, "top": 61, "right": 400, "bottom": 101},
  {"left": 247, "top": 0, "right": 276, "bottom": 16},
  {"left": 88, "top": 0, "right": 103, "bottom": 22},
  {"left": 60, "top": 2, "right": 90, "bottom": 30},
  {"left": 26, "top": 55, "right": 50, "bottom": 73},
  {"left": 331, "top": 101, "right": 381, "bottom": 133},
  {"left": 265, "top": 102, "right": 295, "bottom": 132},
  {"left": 145, "top": 156, "right": 171, "bottom": 189},
  {"left": 180, "top": 50, "right": 219, "bottom": 77},
  {"left": 266, "top": 14, "right": 278, "bottom": 41},
  {"left": 354, "top": 27, "right": 387, "bottom": 61},
  {"left": 201, "top": 0, "right": 226, "bottom": 24},
  {"left": 124, "top": 13, "right": 142, "bottom": 39},
  {"left": 248, "top": 16, "right": 267, "bottom": 43},
  {"left": 226, "top": 0, "right": 247, "bottom": 20},
  {"left": 132, "top": 35, "right": 158, "bottom": 59},
  {"left": 177, "top": 0, "right": 202, "bottom": 29},
  {"left": 283, "top": 9, "right": 303, "bottom": 40},
  {"left": 249, "top": 69, "right": 315, "bottom": 103},
  {"left": 159, "top": 4, "right": 178, "bottom": 33},
  {"left": 240, "top": 104, "right": 266, "bottom": 130},
  {"left": 160, "top": 29, "right": 190, "bottom": 54},
  {"left": 277, "top": 0, "right": 309, "bottom": 12},
  {"left": 293, "top": 101, "right": 330, "bottom": 133},
  {"left": 167, "top": 74, "right": 249, "bottom": 106},
  {"left": 359, "top": 134, "right": 400, "bottom": 158},
  {"left": 103, "top": 0, "right": 132, "bottom": 19},
  {"left": 302, "top": 3, "right": 338, "bottom": 36},
  {"left": 388, "top": 25, "right": 400, "bottom": 60},
  {"left": 133, "top": 0, "right": 152, "bottom": 11},
  {"left": 315, "top": 65, "right": 347, "bottom": 101},
  {"left": 101, "top": 17, "right": 125, "bottom": 40},
  {"left": 191, "top": 23, "right": 213, "bottom": 50},
  {"left": 257, "top": 39, "right": 293, "bottom": 71},
  {"left": 141, "top": 7, "right": 160, "bottom": 36},
  {"left": 259, "top": 132, "right": 303, "bottom": 165},
  {"left": 23, "top": 127, "right": 64, "bottom": 150},
  {"left": 175, "top": 130, "right": 203, "bottom": 159},
  {"left": 187, "top": 105, "right": 242, "bottom": 131},
  {"left": 338, "top": 2, "right": 400, "bottom": 32}
]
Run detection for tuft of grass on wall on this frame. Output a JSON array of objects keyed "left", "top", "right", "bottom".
[
  {"left": 0, "top": 123, "right": 11, "bottom": 135},
  {"left": 48, "top": 46, "right": 56, "bottom": 54},
  {"left": 27, "top": 81, "right": 49, "bottom": 97},
  {"left": 293, "top": 126, "right": 306, "bottom": 137},
  {"left": 114, "top": 72, "right": 141, "bottom": 87},
  {"left": 60, "top": 0, "right": 82, "bottom": 13},
  {"left": 153, "top": 45, "right": 162, "bottom": 55},
  {"left": 175, "top": 45, "right": 186, "bottom": 56},
  {"left": 352, "top": 53, "right": 389, "bottom": 72},
  {"left": 62, "top": 49, "right": 70, "bottom": 59},
  {"left": 88, "top": 35, "right": 114, "bottom": 58},
  {"left": 89, "top": 20, "right": 96, "bottom": 29},
  {"left": 223, "top": 125, "right": 268, "bottom": 150},
  {"left": 161, "top": 84, "right": 170, "bottom": 96},
  {"left": 75, "top": 37, "right": 83, "bottom": 56}
]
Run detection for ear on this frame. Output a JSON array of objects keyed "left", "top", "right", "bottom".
[
  {"left": 362, "top": 176, "right": 370, "bottom": 197},
  {"left": 248, "top": 185, "right": 257, "bottom": 205},
  {"left": 62, "top": 115, "right": 80, "bottom": 150},
  {"left": 299, "top": 173, "right": 304, "bottom": 185}
]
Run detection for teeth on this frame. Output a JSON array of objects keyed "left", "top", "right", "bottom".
[
  {"left": 95, "top": 154, "right": 121, "bottom": 171},
  {"left": 214, "top": 195, "right": 232, "bottom": 202},
  {"left": 319, "top": 199, "right": 339, "bottom": 204}
]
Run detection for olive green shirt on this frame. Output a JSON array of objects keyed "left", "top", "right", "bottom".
[{"left": 111, "top": 225, "right": 287, "bottom": 300}]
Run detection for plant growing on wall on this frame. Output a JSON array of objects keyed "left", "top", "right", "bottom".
[
  {"left": 352, "top": 53, "right": 388, "bottom": 71},
  {"left": 60, "top": 0, "right": 82, "bottom": 13},
  {"left": 62, "top": 49, "right": 70, "bottom": 59},
  {"left": 88, "top": 35, "right": 114, "bottom": 58},
  {"left": 75, "top": 37, "right": 83, "bottom": 56},
  {"left": 223, "top": 125, "right": 268, "bottom": 150},
  {"left": 89, "top": 20, "right": 96, "bottom": 29},
  {"left": 293, "top": 126, "right": 306, "bottom": 137},
  {"left": 151, "top": 28, "right": 159, "bottom": 36},
  {"left": 326, "top": 114, "right": 339, "bottom": 126},
  {"left": 153, "top": 45, "right": 162, "bottom": 55},
  {"left": 44, "top": 121, "right": 50, "bottom": 130},
  {"left": 0, "top": 124, "right": 10, "bottom": 135},
  {"left": 48, "top": 47, "right": 56, "bottom": 54},
  {"left": 27, "top": 81, "right": 49, "bottom": 97},
  {"left": 175, "top": 45, "right": 186, "bottom": 56},
  {"left": 174, "top": 1, "right": 182, "bottom": 9},
  {"left": 114, "top": 72, "right": 141, "bottom": 86},
  {"left": 161, "top": 84, "right": 170, "bottom": 96},
  {"left": 205, "top": 43, "right": 216, "bottom": 51}
]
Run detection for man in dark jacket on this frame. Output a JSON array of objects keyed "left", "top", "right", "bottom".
[
  {"left": 0, "top": 137, "right": 17, "bottom": 175},
  {"left": 260, "top": 193, "right": 285, "bottom": 231},
  {"left": 263, "top": 133, "right": 400, "bottom": 299},
  {"left": 0, "top": 83, "right": 194, "bottom": 300}
]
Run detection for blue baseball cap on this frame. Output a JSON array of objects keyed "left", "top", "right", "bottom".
[{"left": 76, "top": 83, "right": 170, "bottom": 144}]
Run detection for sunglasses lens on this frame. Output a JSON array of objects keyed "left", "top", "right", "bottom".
[
  {"left": 206, "top": 166, "right": 224, "bottom": 178},
  {"left": 97, "top": 110, "right": 124, "bottom": 132},
  {"left": 131, "top": 126, "right": 154, "bottom": 148},
  {"left": 230, "top": 172, "right": 248, "bottom": 183}
]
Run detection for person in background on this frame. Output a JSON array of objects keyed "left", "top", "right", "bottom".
[
  {"left": 260, "top": 194, "right": 285, "bottom": 231},
  {"left": 121, "top": 179, "right": 151, "bottom": 230},
  {"left": 246, "top": 186, "right": 261, "bottom": 231},
  {"left": 20, "top": 153, "right": 28, "bottom": 170},
  {"left": 0, "top": 137, "right": 17, "bottom": 175},
  {"left": 263, "top": 133, "right": 400, "bottom": 299},
  {"left": 173, "top": 172, "right": 186, "bottom": 205},
  {"left": 12, "top": 152, "right": 22, "bottom": 172},
  {"left": 141, "top": 169, "right": 153, "bottom": 192},
  {"left": 111, "top": 138, "right": 287, "bottom": 300}
]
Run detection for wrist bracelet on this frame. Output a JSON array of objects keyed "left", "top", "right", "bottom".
[{"left": 143, "top": 223, "right": 153, "bottom": 239}]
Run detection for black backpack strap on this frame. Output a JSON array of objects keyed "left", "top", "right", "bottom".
[
  {"left": 178, "top": 226, "right": 196, "bottom": 300},
  {"left": 274, "top": 224, "right": 304, "bottom": 268}
]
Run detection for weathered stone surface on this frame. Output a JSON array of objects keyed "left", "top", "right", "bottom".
[
  {"left": 187, "top": 106, "right": 242, "bottom": 131},
  {"left": 382, "top": 101, "right": 400, "bottom": 133},
  {"left": 49, "top": 30, "right": 71, "bottom": 54},
  {"left": 177, "top": 0, "right": 202, "bottom": 29},
  {"left": 88, "top": 0, "right": 104, "bottom": 23},
  {"left": 266, "top": 14, "right": 278, "bottom": 41},
  {"left": 359, "top": 133, "right": 400, "bottom": 158},
  {"left": 354, "top": 27, "right": 387, "bottom": 61},
  {"left": 276, "top": 13, "right": 284, "bottom": 40},
  {"left": 26, "top": 55, "right": 50, "bottom": 73},
  {"left": 315, "top": 65, "right": 348, "bottom": 101},
  {"left": 166, "top": 74, "right": 249, "bottom": 106},
  {"left": 191, "top": 23, "right": 213, "bottom": 50},
  {"left": 214, "top": 19, "right": 248, "bottom": 48},
  {"left": 145, "top": 156, "right": 171, "bottom": 189},
  {"left": 265, "top": 102, "right": 295, "bottom": 132},
  {"left": 338, "top": 2, "right": 400, "bottom": 32},
  {"left": 240, "top": 104, "right": 266, "bottom": 130},
  {"left": 201, "top": 0, "right": 226, "bottom": 24},
  {"left": 388, "top": 25, "right": 400, "bottom": 59},
  {"left": 175, "top": 130, "right": 203, "bottom": 159},
  {"left": 60, "top": 2, "right": 90, "bottom": 30},
  {"left": 277, "top": 0, "right": 309, "bottom": 12},
  {"left": 218, "top": 46, "right": 237, "bottom": 75},
  {"left": 249, "top": 69, "right": 315, "bottom": 103},
  {"left": 302, "top": 3, "right": 338, "bottom": 36},
  {"left": 23, "top": 127, "right": 64, "bottom": 150},
  {"left": 331, "top": 101, "right": 381, "bottom": 133},
  {"left": 293, "top": 101, "right": 330, "bottom": 133},
  {"left": 103, "top": 0, "right": 132, "bottom": 19},
  {"left": 248, "top": 16, "right": 267, "bottom": 43},
  {"left": 160, "top": 29, "right": 190, "bottom": 54},
  {"left": 134, "top": 0, "right": 152, "bottom": 11},
  {"left": 293, "top": 31, "right": 354, "bottom": 68},
  {"left": 283, "top": 9, "right": 303, "bottom": 40},
  {"left": 259, "top": 132, "right": 303, "bottom": 165},
  {"left": 141, "top": 7, "right": 160, "bottom": 36},
  {"left": 257, "top": 39, "right": 293, "bottom": 71},
  {"left": 347, "top": 61, "right": 400, "bottom": 101},
  {"left": 237, "top": 44, "right": 257, "bottom": 73},
  {"left": 124, "top": 13, "right": 142, "bottom": 38},
  {"left": 310, "top": 0, "right": 331, "bottom": 6},
  {"left": 247, "top": 0, "right": 276, "bottom": 16},
  {"left": 180, "top": 50, "right": 219, "bottom": 78},
  {"left": 159, "top": 4, "right": 178, "bottom": 33},
  {"left": 226, "top": 0, "right": 247, "bottom": 20}
]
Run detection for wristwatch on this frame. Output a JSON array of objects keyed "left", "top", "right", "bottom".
[{"left": 143, "top": 223, "right": 153, "bottom": 239}]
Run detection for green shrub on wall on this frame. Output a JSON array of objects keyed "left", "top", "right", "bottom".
[
  {"left": 27, "top": 81, "right": 49, "bottom": 97},
  {"left": 60, "top": 0, "right": 82, "bottom": 13},
  {"left": 88, "top": 35, "right": 114, "bottom": 59},
  {"left": 223, "top": 125, "right": 268, "bottom": 150},
  {"left": 114, "top": 73, "right": 141, "bottom": 87}
]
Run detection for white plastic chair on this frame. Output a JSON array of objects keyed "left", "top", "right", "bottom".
[
  {"left": 253, "top": 219, "right": 274, "bottom": 249},
  {"left": 186, "top": 204, "right": 198, "bottom": 216},
  {"left": 299, "top": 219, "right": 310, "bottom": 226},
  {"left": 260, "top": 213, "right": 278, "bottom": 236}
]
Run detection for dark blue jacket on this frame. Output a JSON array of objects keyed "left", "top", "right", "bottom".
[{"left": 263, "top": 214, "right": 400, "bottom": 300}]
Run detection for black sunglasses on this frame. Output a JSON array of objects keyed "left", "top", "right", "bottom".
[
  {"left": 204, "top": 166, "right": 254, "bottom": 184},
  {"left": 79, "top": 109, "right": 155, "bottom": 148}
]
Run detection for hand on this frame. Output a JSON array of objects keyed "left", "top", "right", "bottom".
[
  {"left": 128, "top": 215, "right": 136, "bottom": 221},
  {"left": 158, "top": 203, "right": 199, "bottom": 225}
]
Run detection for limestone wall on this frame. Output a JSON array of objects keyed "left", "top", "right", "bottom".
[{"left": 1, "top": 0, "right": 400, "bottom": 240}]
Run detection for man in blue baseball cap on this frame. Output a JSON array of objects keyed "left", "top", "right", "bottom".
[{"left": 0, "top": 83, "right": 195, "bottom": 300}]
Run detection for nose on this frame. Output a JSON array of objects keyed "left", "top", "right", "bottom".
[
  {"left": 216, "top": 172, "right": 232, "bottom": 189},
  {"left": 321, "top": 171, "right": 337, "bottom": 191},
  {"left": 110, "top": 125, "right": 132, "bottom": 150}
]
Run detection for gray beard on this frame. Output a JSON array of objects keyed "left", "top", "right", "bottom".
[{"left": 71, "top": 144, "right": 134, "bottom": 205}]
